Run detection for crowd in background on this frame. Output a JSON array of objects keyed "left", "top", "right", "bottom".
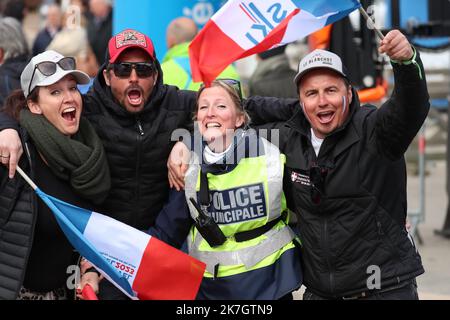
[
  {"left": 0, "top": 0, "right": 306, "bottom": 103},
  {"left": 0, "top": 0, "right": 112, "bottom": 77}
]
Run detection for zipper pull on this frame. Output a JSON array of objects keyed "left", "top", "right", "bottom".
[
  {"left": 377, "top": 221, "right": 384, "bottom": 235},
  {"left": 136, "top": 118, "right": 144, "bottom": 136}
]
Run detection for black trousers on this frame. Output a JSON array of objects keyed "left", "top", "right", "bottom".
[{"left": 303, "top": 279, "right": 419, "bottom": 300}]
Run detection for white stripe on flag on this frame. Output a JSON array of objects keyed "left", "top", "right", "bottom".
[
  {"left": 213, "top": 0, "right": 298, "bottom": 50},
  {"left": 83, "top": 212, "right": 150, "bottom": 288},
  {"left": 281, "top": 10, "right": 336, "bottom": 44}
]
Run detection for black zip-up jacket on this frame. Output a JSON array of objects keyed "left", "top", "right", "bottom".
[
  {"left": 0, "top": 131, "right": 91, "bottom": 299},
  {"left": 82, "top": 59, "right": 196, "bottom": 229},
  {"left": 0, "top": 132, "right": 35, "bottom": 299},
  {"left": 246, "top": 52, "right": 429, "bottom": 298}
]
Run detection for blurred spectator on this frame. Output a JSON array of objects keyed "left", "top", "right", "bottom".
[
  {"left": 2, "top": 0, "right": 26, "bottom": 22},
  {"left": 32, "top": 3, "right": 62, "bottom": 56},
  {"left": 69, "top": 0, "right": 90, "bottom": 27},
  {"left": 22, "top": 0, "right": 44, "bottom": 50},
  {"left": 46, "top": 5, "right": 98, "bottom": 77},
  {"left": 161, "top": 17, "right": 239, "bottom": 90},
  {"left": 0, "top": 17, "right": 29, "bottom": 107},
  {"left": 248, "top": 45, "right": 298, "bottom": 98},
  {"left": 86, "top": 0, "right": 112, "bottom": 65}
]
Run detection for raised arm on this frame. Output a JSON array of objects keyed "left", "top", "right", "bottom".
[
  {"left": 244, "top": 96, "right": 299, "bottom": 125},
  {"left": 372, "top": 30, "right": 430, "bottom": 160}
]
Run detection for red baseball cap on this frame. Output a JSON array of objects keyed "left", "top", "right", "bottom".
[{"left": 108, "top": 29, "right": 155, "bottom": 63}]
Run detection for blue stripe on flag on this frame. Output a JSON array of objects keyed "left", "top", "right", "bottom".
[
  {"left": 35, "top": 188, "right": 135, "bottom": 298},
  {"left": 290, "top": 0, "right": 360, "bottom": 18},
  {"left": 46, "top": 194, "right": 90, "bottom": 234}
]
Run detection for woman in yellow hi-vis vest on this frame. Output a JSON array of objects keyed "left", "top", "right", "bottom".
[{"left": 150, "top": 79, "right": 302, "bottom": 299}]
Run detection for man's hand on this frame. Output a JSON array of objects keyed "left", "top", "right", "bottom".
[
  {"left": 0, "top": 129, "right": 23, "bottom": 179},
  {"left": 167, "top": 141, "right": 190, "bottom": 191},
  {"left": 379, "top": 30, "right": 414, "bottom": 62}
]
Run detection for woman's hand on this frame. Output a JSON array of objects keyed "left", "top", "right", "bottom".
[
  {"left": 0, "top": 129, "right": 23, "bottom": 179},
  {"left": 167, "top": 142, "right": 190, "bottom": 191}
]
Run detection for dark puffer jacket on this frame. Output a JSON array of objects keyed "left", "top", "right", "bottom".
[
  {"left": 83, "top": 59, "right": 196, "bottom": 229},
  {"left": 0, "top": 136, "right": 35, "bottom": 300},
  {"left": 0, "top": 54, "right": 29, "bottom": 107},
  {"left": 246, "top": 52, "right": 429, "bottom": 298}
]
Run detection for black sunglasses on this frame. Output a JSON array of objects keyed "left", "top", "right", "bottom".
[
  {"left": 309, "top": 165, "right": 328, "bottom": 205},
  {"left": 217, "top": 78, "right": 243, "bottom": 100},
  {"left": 28, "top": 57, "right": 76, "bottom": 96},
  {"left": 109, "top": 62, "right": 155, "bottom": 78}
]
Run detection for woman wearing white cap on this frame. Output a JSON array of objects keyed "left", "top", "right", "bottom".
[{"left": 0, "top": 50, "right": 110, "bottom": 299}]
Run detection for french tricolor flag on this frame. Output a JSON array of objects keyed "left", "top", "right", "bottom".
[
  {"left": 35, "top": 188, "right": 206, "bottom": 300},
  {"left": 189, "top": 0, "right": 360, "bottom": 85}
]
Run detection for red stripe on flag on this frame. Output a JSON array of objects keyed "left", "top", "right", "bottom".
[
  {"left": 132, "top": 237, "right": 205, "bottom": 300},
  {"left": 189, "top": 9, "right": 300, "bottom": 85},
  {"left": 190, "top": 20, "right": 244, "bottom": 85}
]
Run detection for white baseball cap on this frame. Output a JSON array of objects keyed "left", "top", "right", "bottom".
[
  {"left": 294, "top": 49, "right": 347, "bottom": 87},
  {"left": 21, "top": 50, "right": 90, "bottom": 97}
]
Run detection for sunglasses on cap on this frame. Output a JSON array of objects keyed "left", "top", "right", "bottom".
[
  {"left": 109, "top": 62, "right": 156, "bottom": 78},
  {"left": 28, "top": 57, "right": 76, "bottom": 96}
]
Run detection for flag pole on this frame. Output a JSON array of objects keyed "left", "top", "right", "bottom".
[
  {"left": 16, "top": 166, "right": 38, "bottom": 191},
  {"left": 359, "top": 6, "right": 385, "bottom": 40}
]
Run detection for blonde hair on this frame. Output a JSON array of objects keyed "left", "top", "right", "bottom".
[{"left": 195, "top": 80, "right": 250, "bottom": 127}]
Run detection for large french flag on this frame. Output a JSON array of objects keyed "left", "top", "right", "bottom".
[
  {"left": 35, "top": 188, "right": 206, "bottom": 300},
  {"left": 190, "top": 0, "right": 360, "bottom": 85}
]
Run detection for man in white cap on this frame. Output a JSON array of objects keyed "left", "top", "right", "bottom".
[{"left": 245, "top": 29, "right": 429, "bottom": 300}]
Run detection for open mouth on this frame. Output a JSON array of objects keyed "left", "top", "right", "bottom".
[
  {"left": 127, "top": 89, "right": 143, "bottom": 106},
  {"left": 317, "top": 111, "right": 335, "bottom": 124},
  {"left": 61, "top": 107, "right": 77, "bottom": 122}
]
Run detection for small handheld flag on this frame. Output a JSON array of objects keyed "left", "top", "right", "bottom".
[{"left": 16, "top": 166, "right": 206, "bottom": 300}]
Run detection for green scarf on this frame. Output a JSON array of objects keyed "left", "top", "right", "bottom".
[{"left": 19, "top": 109, "right": 111, "bottom": 204}]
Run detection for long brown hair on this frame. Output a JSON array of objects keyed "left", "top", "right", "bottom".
[{"left": 2, "top": 88, "right": 39, "bottom": 121}]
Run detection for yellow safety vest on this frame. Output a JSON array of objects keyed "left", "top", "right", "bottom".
[{"left": 184, "top": 137, "right": 297, "bottom": 278}]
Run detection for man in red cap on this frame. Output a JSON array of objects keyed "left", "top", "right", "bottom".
[
  {"left": 0, "top": 28, "right": 199, "bottom": 299},
  {"left": 102, "top": 29, "right": 159, "bottom": 114}
]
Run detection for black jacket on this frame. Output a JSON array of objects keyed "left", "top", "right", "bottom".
[
  {"left": 0, "top": 133, "right": 34, "bottom": 299},
  {"left": 82, "top": 59, "right": 196, "bottom": 229},
  {"left": 86, "top": 11, "right": 112, "bottom": 66},
  {"left": 0, "top": 131, "right": 89, "bottom": 299},
  {"left": 247, "top": 53, "right": 429, "bottom": 298},
  {"left": 0, "top": 54, "right": 29, "bottom": 107}
]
